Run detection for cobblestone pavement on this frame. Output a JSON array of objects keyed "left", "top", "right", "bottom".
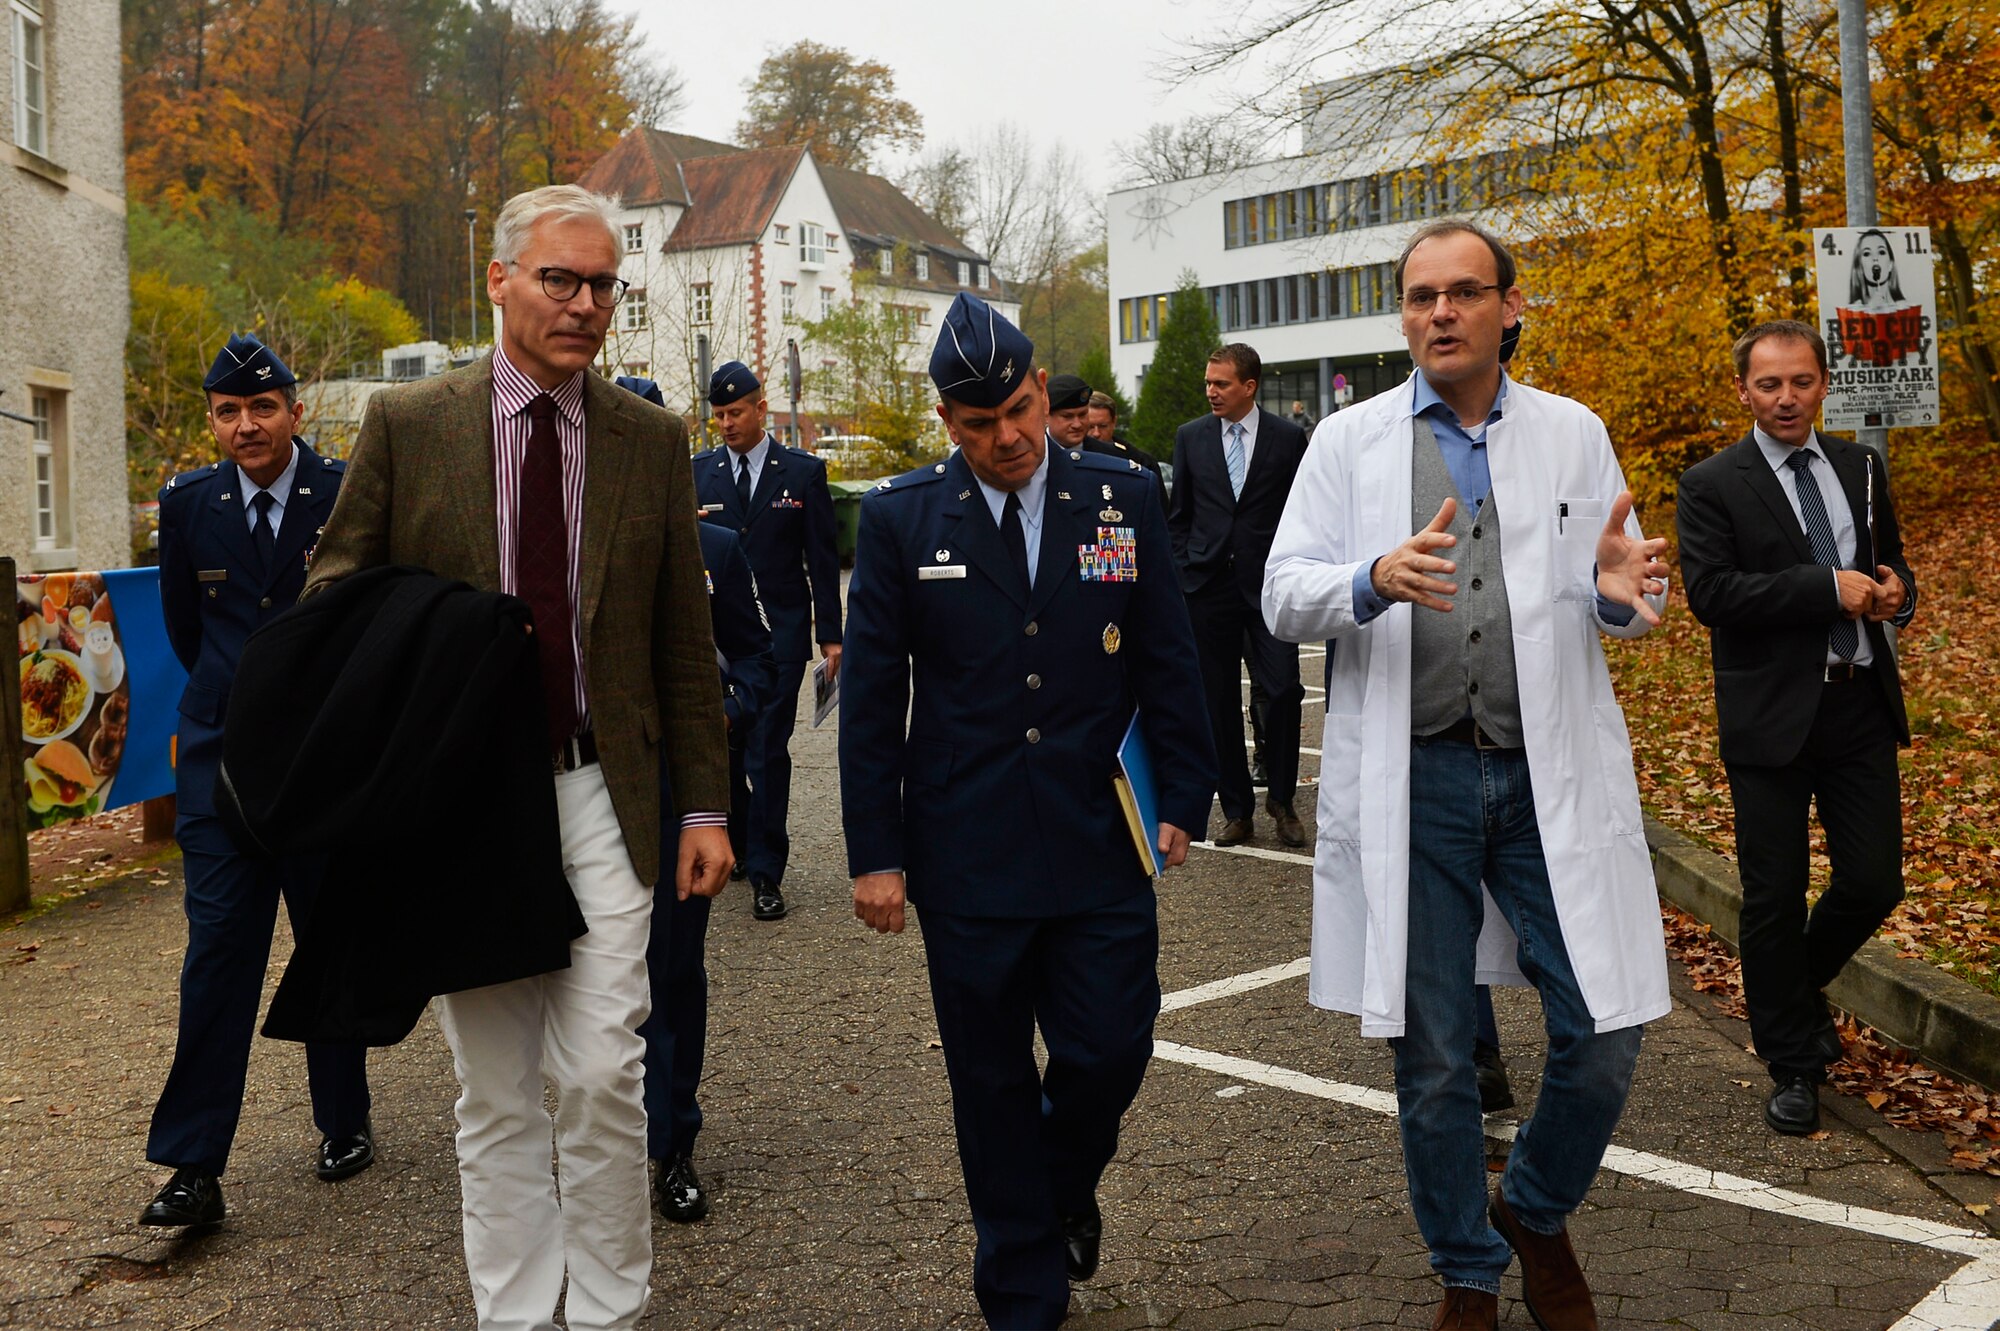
[{"left": 5, "top": 646, "right": 2000, "bottom": 1329}]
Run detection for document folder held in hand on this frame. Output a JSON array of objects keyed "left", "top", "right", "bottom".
[{"left": 1113, "top": 711, "right": 1162, "bottom": 879}]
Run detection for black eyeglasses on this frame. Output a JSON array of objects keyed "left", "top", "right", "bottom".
[
  {"left": 521, "top": 265, "right": 629, "bottom": 308},
  {"left": 1399, "top": 283, "right": 1503, "bottom": 312}
]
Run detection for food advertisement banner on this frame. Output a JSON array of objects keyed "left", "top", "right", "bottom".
[
  {"left": 17, "top": 568, "right": 186, "bottom": 828},
  {"left": 1813, "top": 226, "right": 1940, "bottom": 431}
]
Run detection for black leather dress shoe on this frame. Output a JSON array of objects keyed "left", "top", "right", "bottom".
[
  {"left": 1473, "top": 1043, "right": 1515, "bottom": 1114},
  {"left": 1765, "top": 1075, "right": 1821, "bottom": 1135},
  {"left": 317, "top": 1121, "right": 376, "bottom": 1181},
  {"left": 1061, "top": 1198, "right": 1102, "bottom": 1282},
  {"left": 1267, "top": 798, "right": 1307, "bottom": 848},
  {"left": 139, "top": 1168, "right": 224, "bottom": 1227},
  {"left": 655, "top": 1153, "right": 710, "bottom": 1222},
  {"left": 729, "top": 862, "right": 748, "bottom": 882},
  {"left": 1213, "top": 817, "right": 1253, "bottom": 847},
  {"left": 752, "top": 878, "right": 787, "bottom": 921}
]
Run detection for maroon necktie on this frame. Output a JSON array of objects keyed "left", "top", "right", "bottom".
[{"left": 520, "top": 393, "right": 579, "bottom": 752}]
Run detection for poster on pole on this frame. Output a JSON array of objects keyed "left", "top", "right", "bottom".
[{"left": 1813, "top": 226, "right": 1939, "bottom": 430}]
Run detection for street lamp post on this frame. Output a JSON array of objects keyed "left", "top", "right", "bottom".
[
  {"left": 465, "top": 207, "right": 479, "bottom": 353},
  {"left": 1836, "top": 0, "right": 1889, "bottom": 461}
]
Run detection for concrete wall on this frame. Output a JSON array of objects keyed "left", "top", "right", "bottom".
[{"left": 0, "top": 0, "right": 130, "bottom": 573}]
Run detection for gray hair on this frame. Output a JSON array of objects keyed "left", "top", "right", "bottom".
[{"left": 492, "top": 185, "right": 622, "bottom": 266}]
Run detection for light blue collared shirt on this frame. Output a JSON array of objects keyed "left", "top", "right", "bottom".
[
  {"left": 978, "top": 446, "right": 1052, "bottom": 587},
  {"left": 237, "top": 441, "right": 301, "bottom": 537},
  {"left": 727, "top": 434, "right": 774, "bottom": 498},
  {"left": 1752, "top": 425, "right": 1878, "bottom": 667}
]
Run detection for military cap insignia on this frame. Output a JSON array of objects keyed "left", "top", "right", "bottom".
[
  {"left": 1102, "top": 623, "right": 1122, "bottom": 654},
  {"left": 1001, "top": 358, "right": 1014, "bottom": 382},
  {"left": 255, "top": 366, "right": 273, "bottom": 380}
]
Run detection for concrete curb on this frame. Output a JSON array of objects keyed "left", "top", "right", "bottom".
[{"left": 1646, "top": 813, "right": 2000, "bottom": 1094}]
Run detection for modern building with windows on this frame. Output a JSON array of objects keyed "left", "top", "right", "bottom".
[
  {"left": 1106, "top": 94, "right": 1527, "bottom": 419},
  {"left": 578, "top": 128, "right": 1015, "bottom": 447},
  {"left": 1, "top": 0, "right": 130, "bottom": 571}
]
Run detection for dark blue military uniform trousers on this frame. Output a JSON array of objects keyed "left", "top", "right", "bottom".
[
  {"left": 919, "top": 891, "right": 1161, "bottom": 1330},
  {"left": 740, "top": 658, "right": 806, "bottom": 884},
  {"left": 147, "top": 813, "right": 371, "bottom": 1173},
  {"left": 639, "top": 886, "right": 706, "bottom": 1162}
]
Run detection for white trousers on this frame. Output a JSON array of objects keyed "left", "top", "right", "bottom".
[{"left": 435, "top": 763, "right": 655, "bottom": 1331}]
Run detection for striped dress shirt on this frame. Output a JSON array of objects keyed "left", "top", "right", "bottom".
[{"left": 491, "top": 348, "right": 725, "bottom": 831}]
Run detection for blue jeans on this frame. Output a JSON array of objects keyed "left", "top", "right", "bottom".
[{"left": 1393, "top": 738, "right": 1642, "bottom": 1292}]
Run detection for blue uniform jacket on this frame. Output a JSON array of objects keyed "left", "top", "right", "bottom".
[
  {"left": 839, "top": 445, "right": 1217, "bottom": 918},
  {"left": 695, "top": 522, "right": 777, "bottom": 739},
  {"left": 692, "top": 437, "right": 843, "bottom": 664},
  {"left": 157, "top": 441, "right": 344, "bottom": 814}
]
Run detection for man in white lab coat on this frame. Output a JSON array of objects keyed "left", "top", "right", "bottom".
[{"left": 1262, "top": 220, "right": 1672, "bottom": 1331}]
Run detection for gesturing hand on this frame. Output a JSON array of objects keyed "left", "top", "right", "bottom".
[
  {"left": 1594, "top": 490, "right": 1670, "bottom": 626},
  {"left": 1371, "top": 498, "right": 1459, "bottom": 612}
]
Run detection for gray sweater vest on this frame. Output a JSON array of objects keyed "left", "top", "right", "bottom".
[{"left": 1408, "top": 414, "right": 1524, "bottom": 745}]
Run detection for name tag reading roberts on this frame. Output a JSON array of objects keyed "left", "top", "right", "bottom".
[
  {"left": 699, "top": 503, "right": 725, "bottom": 514},
  {"left": 918, "top": 565, "right": 967, "bottom": 581}
]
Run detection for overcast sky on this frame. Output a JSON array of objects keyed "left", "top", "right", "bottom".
[{"left": 615, "top": 0, "right": 1348, "bottom": 191}]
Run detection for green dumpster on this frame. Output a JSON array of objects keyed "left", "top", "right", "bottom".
[{"left": 827, "top": 478, "right": 877, "bottom": 566}]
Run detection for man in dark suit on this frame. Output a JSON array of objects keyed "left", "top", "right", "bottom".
[
  {"left": 841, "top": 294, "right": 1216, "bottom": 1330},
  {"left": 1167, "top": 343, "right": 1310, "bottom": 847},
  {"left": 694, "top": 363, "right": 843, "bottom": 922},
  {"left": 643, "top": 518, "right": 776, "bottom": 1223},
  {"left": 1676, "top": 318, "right": 1917, "bottom": 1136},
  {"left": 140, "top": 333, "right": 373, "bottom": 1230},
  {"left": 304, "top": 185, "right": 732, "bottom": 1331},
  {"left": 1076, "top": 384, "right": 1166, "bottom": 497}
]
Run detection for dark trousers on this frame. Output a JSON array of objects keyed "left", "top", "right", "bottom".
[
  {"left": 740, "top": 658, "right": 807, "bottom": 885},
  {"left": 1245, "top": 632, "right": 1269, "bottom": 762},
  {"left": 919, "top": 894, "right": 1161, "bottom": 1331},
  {"left": 1726, "top": 676, "right": 1904, "bottom": 1081},
  {"left": 639, "top": 888, "right": 708, "bottom": 1161},
  {"left": 147, "top": 813, "right": 370, "bottom": 1175},
  {"left": 1188, "top": 581, "right": 1301, "bottom": 821}
]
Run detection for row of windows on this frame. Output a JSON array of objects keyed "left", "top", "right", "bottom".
[
  {"left": 1221, "top": 148, "right": 1549, "bottom": 249},
  {"left": 13, "top": 0, "right": 47, "bottom": 157},
  {"left": 873, "top": 247, "right": 990, "bottom": 290},
  {"left": 1116, "top": 262, "right": 1400, "bottom": 344}
]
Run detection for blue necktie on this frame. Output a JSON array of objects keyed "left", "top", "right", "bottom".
[
  {"left": 1225, "top": 421, "right": 1246, "bottom": 500},
  {"left": 1784, "top": 450, "right": 1858, "bottom": 661},
  {"left": 250, "top": 491, "right": 277, "bottom": 573}
]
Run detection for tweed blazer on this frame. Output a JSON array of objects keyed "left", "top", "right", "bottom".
[{"left": 303, "top": 356, "right": 729, "bottom": 885}]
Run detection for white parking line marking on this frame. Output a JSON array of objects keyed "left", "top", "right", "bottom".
[
  {"left": 1159, "top": 957, "right": 1310, "bottom": 1013},
  {"left": 1193, "top": 841, "right": 1315, "bottom": 868},
  {"left": 1246, "top": 741, "right": 1322, "bottom": 757},
  {"left": 1154, "top": 966, "right": 2000, "bottom": 1329}
]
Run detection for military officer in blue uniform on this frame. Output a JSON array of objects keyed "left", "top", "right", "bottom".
[
  {"left": 693, "top": 362, "right": 843, "bottom": 921},
  {"left": 141, "top": 334, "right": 374, "bottom": 1229},
  {"left": 616, "top": 376, "right": 778, "bottom": 1223},
  {"left": 840, "top": 295, "right": 1217, "bottom": 1330}
]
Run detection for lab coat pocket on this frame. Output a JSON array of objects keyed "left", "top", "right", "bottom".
[
  {"left": 1591, "top": 703, "right": 1643, "bottom": 836},
  {"left": 1552, "top": 497, "right": 1606, "bottom": 603},
  {"left": 1320, "top": 713, "right": 1363, "bottom": 845}
]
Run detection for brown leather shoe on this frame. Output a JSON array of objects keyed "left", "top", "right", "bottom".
[
  {"left": 1490, "top": 1189, "right": 1597, "bottom": 1330},
  {"left": 1212, "top": 817, "right": 1253, "bottom": 846},
  {"left": 1431, "top": 1287, "right": 1498, "bottom": 1330},
  {"left": 1267, "top": 798, "right": 1307, "bottom": 847}
]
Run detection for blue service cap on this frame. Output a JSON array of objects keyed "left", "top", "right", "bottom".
[
  {"left": 614, "top": 374, "right": 666, "bottom": 406},
  {"left": 708, "top": 361, "right": 760, "bottom": 407},
  {"left": 930, "top": 293, "right": 1034, "bottom": 408},
  {"left": 203, "top": 333, "right": 296, "bottom": 396}
]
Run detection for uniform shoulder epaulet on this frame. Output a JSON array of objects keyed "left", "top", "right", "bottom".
[
  {"left": 691, "top": 445, "right": 719, "bottom": 463},
  {"left": 870, "top": 459, "right": 950, "bottom": 497},
  {"left": 162, "top": 462, "right": 223, "bottom": 497},
  {"left": 1070, "top": 449, "right": 1137, "bottom": 476},
  {"left": 320, "top": 454, "right": 346, "bottom": 473}
]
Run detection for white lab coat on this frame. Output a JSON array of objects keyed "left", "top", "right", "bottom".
[{"left": 1263, "top": 375, "right": 1670, "bottom": 1038}]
